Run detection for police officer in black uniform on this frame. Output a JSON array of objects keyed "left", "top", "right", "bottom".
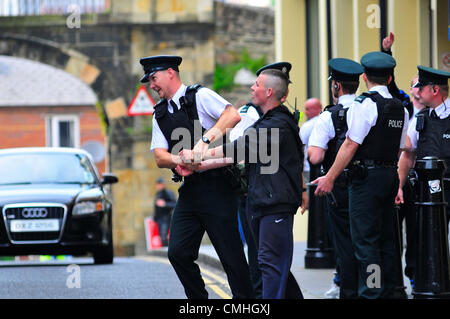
[
  {"left": 312, "top": 51, "right": 410, "bottom": 298},
  {"left": 140, "top": 55, "right": 253, "bottom": 299},
  {"left": 397, "top": 66, "right": 450, "bottom": 227},
  {"left": 308, "top": 58, "right": 364, "bottom": 298}
]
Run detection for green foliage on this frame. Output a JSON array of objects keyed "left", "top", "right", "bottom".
[{"left": 214, "top": 48, "right": 266, "bottom": 92}]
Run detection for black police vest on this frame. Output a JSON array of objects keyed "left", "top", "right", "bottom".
[
  {"left": 416, "top": 109, "right": 450, "bottom": 175},
  {"left": 322, "top": 104, "right": 348, "bottom": 172},
  {"left": 154, "top": 84, "right": 204, "bottom": 154},
  {"left": 354, "top": 92, "right": 405, "bottom": 162}
]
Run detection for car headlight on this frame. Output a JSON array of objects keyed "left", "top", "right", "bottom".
[{"left": 73, "top": 201, "right": 103, "bottom": 216}]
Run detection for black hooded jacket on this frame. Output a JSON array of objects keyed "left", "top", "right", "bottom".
[{"left": 223, "top": 104, "right": 304, "bottom": 218}]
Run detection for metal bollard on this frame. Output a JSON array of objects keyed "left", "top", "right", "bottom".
[
  {"left": 393, "top": 205, "right": 408, "bottom": 299},
  {"left": 413, "top": 156, "right": 450, "bottom": 299},
  {"left": 304, "top": 162, "right": 335, "bottom": 269}
]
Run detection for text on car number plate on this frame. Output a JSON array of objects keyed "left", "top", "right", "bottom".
[{"left": 10, "top": 219, "right": 60, "bottom": 232}]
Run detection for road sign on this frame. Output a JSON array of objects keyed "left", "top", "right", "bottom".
[
  {"left": 144, "top": 217, "right": 162, "bottom": 251},
  {"left": 127, "top": 86, "right": 156, "bottom": 116}
]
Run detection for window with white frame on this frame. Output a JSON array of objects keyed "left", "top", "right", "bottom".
[{"left": 46, "top": 115, "right": 80, "bottom": 148}]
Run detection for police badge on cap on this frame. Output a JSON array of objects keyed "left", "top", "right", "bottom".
[
  {"left": 256, "top": 62, "right": 292, "bottom": 83},
  {"left": 328, "top": 58, "right": 364, "bottom": 82},
  {"left": 413, "top": 65, "right": 450, "bottom": 88},
  {"left": 139, "top": 55, "right": 182, "bottom": 83}
]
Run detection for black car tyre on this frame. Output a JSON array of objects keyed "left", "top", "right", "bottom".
[{"left": 93, "top": 231, "right": 114, "bottom": 265}]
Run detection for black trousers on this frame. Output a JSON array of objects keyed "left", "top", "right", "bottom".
[
  {"left": 326, "top": 177, "right": 358, "bottom": 299},
  {"left": 167, "top": 176, "right": 253, "bottom": 299},
  {"left": 348, "top": 167, "right": 404, "bottom": 299}
]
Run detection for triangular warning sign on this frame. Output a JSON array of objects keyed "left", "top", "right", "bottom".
[{"left": 127, "top": 86, "right": 156, "bottom": 116}]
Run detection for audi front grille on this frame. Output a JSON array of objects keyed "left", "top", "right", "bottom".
[{"left": 2, "top": 203, "right": 68, "bottom": 244}]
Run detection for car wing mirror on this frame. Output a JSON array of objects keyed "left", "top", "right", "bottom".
[{"left": 101, "top": 173, "right": 119, "bottom": 185}]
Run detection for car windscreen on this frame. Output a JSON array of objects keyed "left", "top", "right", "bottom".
[{"left": 0, "top": 152, "right": 97, "bottom": 185}]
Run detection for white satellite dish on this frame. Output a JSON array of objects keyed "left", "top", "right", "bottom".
[{"left": 81, "top": 140, "right": 106, "bottom": 163}]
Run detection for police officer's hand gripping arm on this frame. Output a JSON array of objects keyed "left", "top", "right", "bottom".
[{"left": 189, "top": 106, "right": 241, "bottom": 163}]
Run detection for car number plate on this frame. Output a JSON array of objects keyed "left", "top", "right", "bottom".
[{"left": 10, "top": 219, "right": 60, "bottom": 232}]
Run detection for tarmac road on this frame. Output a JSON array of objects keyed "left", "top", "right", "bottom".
[{"left": 0, "top": 256, "right": 230, "bottom": 299}]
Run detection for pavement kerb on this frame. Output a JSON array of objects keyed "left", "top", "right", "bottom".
[{"left": 146, "top": 246, "right": 225, "bottom": 272}]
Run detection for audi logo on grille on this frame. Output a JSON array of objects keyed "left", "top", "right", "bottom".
[{"left": 21, "top": 208, "right": 49, "bottom": 218}]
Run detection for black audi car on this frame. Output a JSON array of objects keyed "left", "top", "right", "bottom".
[{"left": 0, "top": 147, "right": 118, "bottom": 264}]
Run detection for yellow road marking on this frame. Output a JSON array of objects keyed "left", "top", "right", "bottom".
[{"left": 136, "top": 256, "right": 231, "bottom": 299}]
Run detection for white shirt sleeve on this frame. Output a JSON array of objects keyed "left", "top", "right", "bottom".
[
  {"left": 229, "top": 106, "right": 260, "bottom": 142},
  {"left": 195, "top": 87, "right": 232, "bottom": 130},
  {"left": 299, "top": 117, "right": 317, "bottom": 145},
  {"left": 407, "top": 116, "right": 419, "bottom": 151},
  {"left": 346, "top": 99, "right": 378, "bottom": 144},
  {"left": 308, "top": 111, "right": 334, "bottom": 150},
  {"left": 399, "top": 107, "right": 410, "bottom": 149},
  {"left": 150, "top": 114, "right": 169, "bottom": 151}
]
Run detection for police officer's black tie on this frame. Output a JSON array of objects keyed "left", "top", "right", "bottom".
[
  {"left": 170, "top": 100, "right": 179, "bottom": 113},
  {"left": 430, "top": 109, "right": 438, "bottom": 119}
]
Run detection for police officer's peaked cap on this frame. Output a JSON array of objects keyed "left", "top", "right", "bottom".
[
  {"left": 360, "top": 52, "right": 396, "bottom": 76},
  {"left": 328, "top": 58, "right": 364, "bottom": 82},
  {"left": 139, "top": 55, "right": 182, "bottom": 83},
  {"left": 413, "top": 65, "right": 450, "bottom": 88},
  {"left": 256, "top": 62, "right": 292, "bottom": 83}
]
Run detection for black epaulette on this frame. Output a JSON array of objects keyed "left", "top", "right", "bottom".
[
  {"left": 323, "top": 104, "right": 334, "bottom": 112},
  {"left": 355, "top": 91, "right": 377, "bottom": 104},
  {"left": 415, "top": 108, "right": 429, "bottom": 132},
  {"left": 153, "top": 98, "right": 168, "bottom": 119},
  {"left": 179, "top": 84, "right": 203, "bottom": 121},
  {"left": 180, "top": 84, "right": 202, "bottom": 107}
]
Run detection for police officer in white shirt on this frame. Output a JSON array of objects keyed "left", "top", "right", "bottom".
[
  {"left": 140, "top": 55, "right": 254, "bottom": 299},
  {"left": 308, "top": 58, "right": 363, "bottom": 299},
  {"left": 396, "top": 66, "right": 450, "bottom": 225},
  {"left": 312, "top": 51, "right": 409, "bottom": 299}
]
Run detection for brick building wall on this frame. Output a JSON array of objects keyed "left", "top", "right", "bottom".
[{"left": 0, "top": 105, "right": 107, "bottom": 174}]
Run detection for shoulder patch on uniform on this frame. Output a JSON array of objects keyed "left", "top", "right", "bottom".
[
  {"left": 354, "top": 95, "right": 367, "bottom": 103},
  {"left": 240, "top": 104, "right": 251, "bottom": 114},
  {"left": 417, "top": 107, "right": 429, "bottom": 116}
]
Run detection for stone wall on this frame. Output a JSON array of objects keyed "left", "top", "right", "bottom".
[{"left": 214, "top": 2, "right": 275, "bottom": 106}]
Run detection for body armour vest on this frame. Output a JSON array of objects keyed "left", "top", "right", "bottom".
[
  {"left": 322, "top": 104, "right": 348, "bottom": 172},
  {"left": 416, "top": 109, "right": 450, "bottom": 175},
  {"left": 354, "top": 92, "right": 405, "bottom": 162},
  {"left": 154, "top": 84, "right": 205, "bottom": 154}
]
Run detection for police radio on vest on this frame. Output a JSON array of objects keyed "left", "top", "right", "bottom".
[{"left": 388, "top": 120, "right": 403, "bottom": 128}]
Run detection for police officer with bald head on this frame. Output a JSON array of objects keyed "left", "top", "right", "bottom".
[
  {"left": 312, "top": 52, "right": 410, "bottom": 298},
  {"left": 308, "top": 58, "right": 364, "bottom": 298}
]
